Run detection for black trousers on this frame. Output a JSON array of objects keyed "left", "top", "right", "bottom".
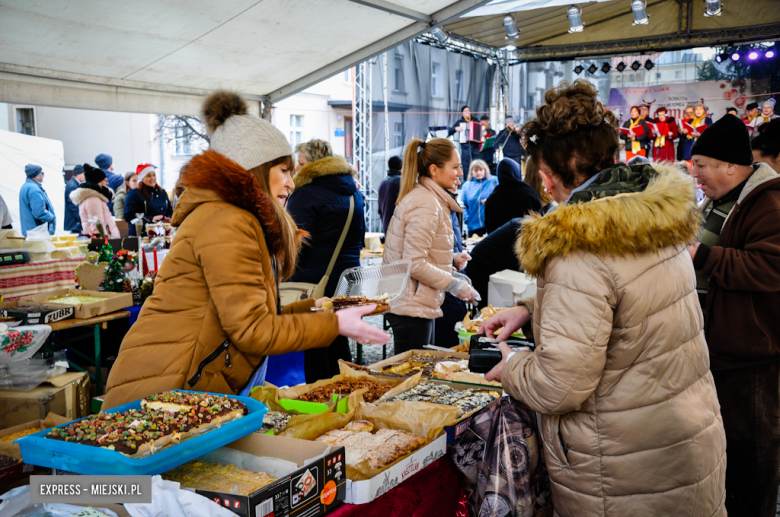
[
  {"left": 303, "top": 334, "right": 352, "bottom": 384},
  {"left": 434, "top": 293, "right": 468, "bottom": 349},
  {"left": 385, "top": 314, "right": 434, "bottom": 355},
  {"left": 713, "top": 360, "right": 780, "bottom": 517}
]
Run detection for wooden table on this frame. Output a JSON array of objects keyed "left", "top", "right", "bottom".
[{"left": 45, "top": 311, "right": 131, "bottom": 397}]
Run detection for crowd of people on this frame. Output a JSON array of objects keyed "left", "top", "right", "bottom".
[{"left": 3, "top": 80, "right": 780, "bottom": 516}]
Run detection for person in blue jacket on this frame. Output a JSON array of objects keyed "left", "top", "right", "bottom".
[
  {"left": 64, "top": 164, "right": 84, "bottom": 233},
  {"left": 460, "top": 159, "right": 497, "bottom": 236},
  {"left": 287, "top": 151, "right": 365, "bottom": 382},
  {"left": 19, "top": 164, "right": 56, "bottom": 236},
  {"left": 95, "top": 153, "right": 124, "bottom": 213},
  {"left": 123, "top": 163, "right": 172, "bottom": 236}
]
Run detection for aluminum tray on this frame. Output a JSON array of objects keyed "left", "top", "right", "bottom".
[
  {"left": 15, "top": 390, "right": 267, "bottom": 475},
  {"left": 333, "top": 259, "right": 412, "bottom": 305}
]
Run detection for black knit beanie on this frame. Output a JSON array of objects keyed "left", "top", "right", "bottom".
[
  {"left": 691, "top": 114, "right": 753, "bottom": 166},
  {"left": 83, "top": 163, "right": 106, "bottom": 184}
]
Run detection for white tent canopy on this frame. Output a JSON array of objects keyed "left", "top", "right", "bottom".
[{"left": 0, "top": 0, "right": 492, "bottom": 114}]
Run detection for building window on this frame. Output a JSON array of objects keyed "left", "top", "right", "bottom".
[
  {"left": 454, "top": 70, "right": 464, "bottom": 101},
  {"left": 393, "top": 122, "right": 404, "bottom": 148},
  {"left": 431, "top": 62, "right": 442, "bottom": 98},
  {"left": 343, "top": 69, "right": 350, "bottom": 82},
  {"left": 656, "top": 72, "right": 662, "bottom": 79},
  {"left": 16, "top": 108, "right": 35, "bottom": 136},
  {"left": 289, "top": 114, "right": 303, "bottom": 147},
  {"left": 675, "top": 70, "right": 682, "bottom": 79},
  {"left": 629, "top": 74, "right": 635, "bottom": 82},
  {"left": 394, "top": 55, "right": 405, "bottom": 92},
  {"left": 174, "top": 120, "right": 192, "bottom": 156}
]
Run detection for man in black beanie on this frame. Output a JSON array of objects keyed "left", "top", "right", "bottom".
[
  {"left": 64, "top": 165, "right": 84, "bottom": 233},
  {"left": 688, "top": 113, "right": 780, "bottom": 517},
  {"left": 378, "top": 155, "right": 402, "bottom": 234}
]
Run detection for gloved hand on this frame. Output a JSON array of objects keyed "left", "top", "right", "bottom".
[
  {"left": 336, "top": 304, "right": 390, "bottom": 345},
  {"left": 453, "top": 253, "right": 471, "bottom": 271},
  {"left": 457, "top": 283, "right": 480, "bottom": 303}
]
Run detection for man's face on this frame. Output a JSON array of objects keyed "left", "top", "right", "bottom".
[
  {"left": 640, "top": 106, "right": 649, "bottom": 118},
  {"left": 763, "top": 105, "right": 774, "bottom": 117},
  {"left": 74, "top": 173, "right": 85, "bottom": 183},
  {"left": 33, "top": 172, "right": 45, "bottom": 183},
  {"left": 481, "top": 119, "right": 489, "bottom": 128},
  {"left": 691, "top": 155, "right": 737, "bottom": 200},
  {"left": 684, "top": 107, "right": 694, "bottom": 119},
  {"left": 748, "top": 108, "right": 759, "bottom": 118},
  {"left": 506, "top": 120, "right": 514, "bottom": 128},
  {"left": 463, "top": 108, "right": 471, "bottom": 119},
  {"left": 108, "top": 165, "right": 114, "bottom": 172}
]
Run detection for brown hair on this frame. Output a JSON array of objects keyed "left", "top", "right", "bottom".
[
  {"left": 398, "top": 137, "right": 456, "bottom": 204},
  {"left": 247, "top": 155, "right": 301, "bottom": 279},
  {"left": 630, "top": 106, "right": 641, "bottom": 118},
  {"left": 522, "top": 158, "right": 552, "bottom": 205},
  {"left": 123, "top": 171, "right": 137, "bottom": 193},
  {"left": 521, "top": 80, "right": 618, "bottom": 189}
]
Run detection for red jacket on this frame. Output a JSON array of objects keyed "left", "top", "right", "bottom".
[{"left": 696, "top": 163, "right": 780, "bottom": 370}]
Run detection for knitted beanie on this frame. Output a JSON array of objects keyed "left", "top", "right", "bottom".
[
  {"left": 95, "top": 153, "right": 113, "bottom": 170},
  {"left": 83, "top": 163, "right": 106, "bottom": 183},
  {"left": 691, "top": 114, "right": 753, "bottom": 166},
  {"left": 25, "top": 164, "right": 42, "bottom": 178},
  {"left": 203, "top": 91, "right": 291, "bottom": 171},
  {"left": 72, "top": 164, "right": 85, "bottom": 176}
]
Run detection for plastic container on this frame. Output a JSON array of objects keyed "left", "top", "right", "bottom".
[
  {"left": 16, "top": 390, "right": 268, "bottom": 475},
  {"left": 0, "top": 358, "right": 49, "bottom": 390},
  {"left": 333, "top": 259, "right": 412, "bottom": 305}
]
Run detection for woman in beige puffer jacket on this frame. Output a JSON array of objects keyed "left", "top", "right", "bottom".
[
  {"left": 482, "top": 81, "right": 726, "bottom": 517},
  {"left": 383, "top": 138, "right": 478, "bottom": 353}
]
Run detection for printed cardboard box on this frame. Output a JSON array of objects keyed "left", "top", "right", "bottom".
[
  {"left": 167, "top": 434, "right": 346, "bottom": 517},
  {"left": 344, "top": 433, "right": 447, "bottom": 505},
  {"left": 20, "top": 288, "right": 132, "bottom": 319},
  {"left": 0, "top": 372, "right": 90, "bottom": 429},
  {"left": 0, "top": 301, "right": 74, "bottom": 325}
]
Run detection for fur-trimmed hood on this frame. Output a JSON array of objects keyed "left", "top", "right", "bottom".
[
  {"left": 69, "top": 183, "right": 115, "bottom": 205},
  {"left": 174, "top": 149, "right": 284, "bottom": 256},
  {"left": 294, "top": 156, "right": 356, "bottom": 189},
  {"left": 516, "top": 163, "right": 701, "bottom": 276}
]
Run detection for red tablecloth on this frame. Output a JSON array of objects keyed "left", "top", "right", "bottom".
[
  {"left": 329, "top": 456, "right": 468, "bottom": 517},
  {"left": 0, "top": 258, "right": 81, "bottom": 300}
]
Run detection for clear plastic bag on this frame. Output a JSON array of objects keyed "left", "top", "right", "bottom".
[{"left": 333, "top": 259, "right": 412, "bottom": 304}]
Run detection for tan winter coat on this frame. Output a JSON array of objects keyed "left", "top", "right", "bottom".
[
  {"left": 503, "top": 165, "right": 726, "bottom": 517},
  {"left": 383, "top": 176, "right": 462, "bottom": 319},
  {"left": 103, "top": 150, "right": 339, "bottom": 409},
  {"left": 69, "top": 185, "right": 120, "bottom": 238}
]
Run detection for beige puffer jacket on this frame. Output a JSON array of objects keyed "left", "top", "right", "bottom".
[
  {"left": 383, "top": 176, "right": 462, "bottom": 319},
  {"left": 503, "top": 165, "right": 726, "bottom": 517}
]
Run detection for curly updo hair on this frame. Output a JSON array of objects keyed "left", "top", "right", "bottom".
[{"left": 522, "top": 80, "right": 618, "bottom": 189}]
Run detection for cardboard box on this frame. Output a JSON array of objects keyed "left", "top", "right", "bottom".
[
  {"left": 0, "top": 415, "right": 68, "bottom": 486},
  {"left": 0, "top": 301, "right": 75, "bottom": 325},
  {"left": 168, "top": 434, "right": 346, "bottom": 517},
  {"left": 488, "top": 269, "right": 537, "bottom": 308},
  {"left": 0, "top": 372, "right": 90, "bottom": 429},
  {"left": 345, "top": 433, "right": 446, "bottom": 505},
  {"left": 21, "top": 288, "right": 132, "bottom": 319}
]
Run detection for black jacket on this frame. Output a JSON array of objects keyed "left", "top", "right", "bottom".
[
  {"left": 124, "top": 184, "right": 173, "bottom": 236},
  {"left": 449, "top": 117, "right": 481, "bottom": 151},
  {"left": 495, "top": 128, "right": 524, "bottom": 159},
  {"left": 378, "top": 170, "right": 401, "bottom": 234},
  {"left": 484, "top": 159, "right": 541, "bottom": 233},
  {"left": 465, "top": 219, "right": 523, "bottom": 309},
  {"left": 64, "top": 177, "right": 82, "bottom": 233}
]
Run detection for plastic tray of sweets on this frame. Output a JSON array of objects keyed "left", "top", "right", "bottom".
[
  {"left": 15, "top": 390, "right": 268, "bottom": 475},
  {"left": 333, "top": 259, "right": 412, "bottom": 305}
]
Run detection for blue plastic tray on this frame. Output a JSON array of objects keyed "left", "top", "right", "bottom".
[{"left": 16, "top": 390, "right": 268, "bottom": 475}]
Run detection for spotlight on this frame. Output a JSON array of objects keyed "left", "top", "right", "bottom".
[
  {"left": 601, "top": 62, "right": 612, "bottom": 74},
  {"left": 748, "top": 51, "right": 759, "bottom": 60},
  {"left": 767, "top": 50, "right": 776, "bottom": 58},
  {"left": 704, "top": 0, "right": 722, "bottom": 17},
  {"left": 616, "top": 61, "right": 627, "bottom": 72},
  {"left": 430, "top": 26, "right": 450, "bottom": 43},
  {"left": 567, "top": 5, "right": 584, "bottom": 33},
  {"left": 503, "top": 14, "right": 520, "bottom": 39},
  {"left": 588, "top": 64, "right": 598, "bottom": 74},
  {"left": 574, "top": 65, "right": 584, "bottom": 74},
  {"left": 631, "top": 0, "right": 649, "bottom": 26},
  {"left": 644, "top": 59, "right": 654, "bottom": 71},
  {"left": 631, "top": 60, "right": 642, "bottom": 71},
  {"left": 731, "top": 52, "right": 740, "bottom": 61},
  {"left": 715, "top": 54, "right": 724, "bottom": 63},
  {"left": 505, "top": 44, "right": 517, "bottom": 51}
]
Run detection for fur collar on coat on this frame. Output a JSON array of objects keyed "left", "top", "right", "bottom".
[
  {"left": 294, "top": 156, "right": 356, "bottom": 189},
  {"left": 175, "top": 149, "right": 285, "bottom": 257},
  {"left": 69, "top": 183, "right": 115, "bottom": 205},
  {"left": 516, "top": 163, "right": 701, "bottom": 276}
]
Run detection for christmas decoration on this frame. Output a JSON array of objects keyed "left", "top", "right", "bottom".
[{"left": 98, "top": 249, "right": 156, "bottom": 304}]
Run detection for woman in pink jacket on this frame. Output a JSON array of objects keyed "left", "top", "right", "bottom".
[{"left": 69, "top": 163, "right": 120, "bottom": 238}]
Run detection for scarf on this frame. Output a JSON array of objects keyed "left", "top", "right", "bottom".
[
  {"left": 687, "top": 115, "right": 706, "bottom": 140},
  {"left": 654, "top": 120, "right": 668, "bottom": 148},
  {"left": 629, "top": 118, "right": 642, "bottom": 153},
  {"left": 568, "top": 163, "right": 659, "bottom": 204},
  {"left": 80, "top": 182, "right": 114, "bottom": 201}
]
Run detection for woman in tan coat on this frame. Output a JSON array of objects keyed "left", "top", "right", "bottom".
[
  {"left": 482, "top": 81, "right": 726, "bottom": 516},
  {"left": 103, "top": 92, "right": 388, "bottom": 409},
  {"left": 383, "top": 138, "right": 479, "bottom": 353}
]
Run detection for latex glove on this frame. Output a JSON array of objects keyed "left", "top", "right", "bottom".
[
  {"left": 457, "top": 283, "right": 480, "bottom": 303},
  {"left": 485, "top": 341, "right": 513, "bottom": 382},
  {"left": 453, "top": 252, "right": 470, "bottom": 271},
  {"left": 336, "top": 304, "right": 390, "bottom": 345},
  {"left": 479, "top": 305, "right": 530, "bottom": 341}
]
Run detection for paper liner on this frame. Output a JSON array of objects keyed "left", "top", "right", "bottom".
[
  {"left": 278, "top": 390, "right": 365, "bottom": 441},
  {"left": 0, "top": 412, "right": 69, "bottom": 461},
  {"left": 278, "top": 366, "right": 404, "bottom": 402},
  {"left": 429, "top": 371, "right": 502, "bottom": 387}
]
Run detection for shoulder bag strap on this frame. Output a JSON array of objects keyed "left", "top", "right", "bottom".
[{"left": 324, "top": 195, "right": 355, "bottom": 280}]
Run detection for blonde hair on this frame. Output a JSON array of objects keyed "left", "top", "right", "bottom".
[
  {"left": 247, "top": 155, "right": 303, "bottom": 280},
  {"left": 694, "top": 104, "right": 707, "bottom": 114},
  {"left": 468, "top": 159, "right": 490, "bottom": 180},
  {"left": 523, "top": 158, "right": 552, "bottom": 205},
  {"left": 295, "top": 139, "right": 333, "bottom": 164},
  {"left": 398, "top": 137, "right": 456, "bottom": 204}
]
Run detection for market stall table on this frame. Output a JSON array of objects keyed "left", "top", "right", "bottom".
[
  {"left": 0, "top": 258, "right": 82, "bottom": 300},
  {"left": 43, "top": 311, "right": 130, "bottom": 401}
]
